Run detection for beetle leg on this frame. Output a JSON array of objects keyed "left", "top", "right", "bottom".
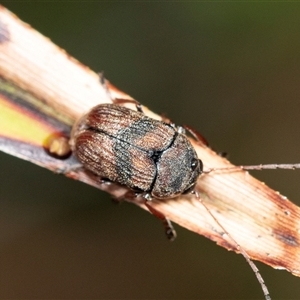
[
  {"left": 98, "top": 71, "right": 106, "bottom": 86},
  {"left": 112, "top": 98, "right": 144, "bottom": 113},
  {"left": 182, "top": 124, "right": 209, "bottom": 147},
  {"left": 183, "top": 125, "right": 228, "bottom": 158},
  {"left": 160, "top": 114, "right": 177, "bottom": 128},
  {"left": 218, "top": 151, "right": 228, "bottom": 158},
  {"left": 144, "top": 200, "right": 177, "bottom": 241},
  {"left": 97, "top": 73, "right": 144, "bottom": 113},
  {"left": 160, "top": 118, "right": 209, "bottom": 148},
  {"left": 160, "top": 115, "right": 208, "bottom": 147},
  {"left": 181, "top": 124, "right": 228, "bottom": 158},
  {"left": 98, "top": 72, "right": 116, "bottom": 101},
  {"left": 111, "top": 190, "right": 176, "bottom": 240}
]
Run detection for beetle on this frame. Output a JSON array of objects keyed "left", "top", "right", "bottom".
[
  {"left": 70, "top": 102, "right": 203, "bottom": 199},
  {"left": 69, "top": 99, "right": 204, "bottom": 240}
]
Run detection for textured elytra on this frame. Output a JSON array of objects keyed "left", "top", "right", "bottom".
[
  {"left": 75, "top": 130, "right": 156, "bottom": 191},
  {"left": 72, "top": 104, "right": 202, "bottom": 198},
  {"left": 82, "top": 104, "right": 175, "bottom": 151}
]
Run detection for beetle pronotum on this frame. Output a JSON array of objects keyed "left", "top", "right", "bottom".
[{"left": 68, "top": 91, "right": 300, "bottom": 300}]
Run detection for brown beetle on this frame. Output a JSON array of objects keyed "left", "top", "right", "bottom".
[
  {"left": 71, "top": 102, "right": 203, "bottom": 199},
  {"left": 70, "top": 99, "right": 203, "bottom": 241}
]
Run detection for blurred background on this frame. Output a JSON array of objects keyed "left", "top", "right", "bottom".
[{"left": 1, "top": 2, "right": 300, "bottom": 299}]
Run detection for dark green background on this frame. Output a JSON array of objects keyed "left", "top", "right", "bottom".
[{"left": 1, "top": 2, "right": 300, "bottom": 299}]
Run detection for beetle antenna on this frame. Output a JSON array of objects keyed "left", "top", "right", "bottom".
[
  {"left": 192, "top": 190, "right": 271, "bottom": 300},
  {"left": 204, "top": 163, "right": 300, "bottom": 174}
]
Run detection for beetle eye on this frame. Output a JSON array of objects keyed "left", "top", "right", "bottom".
[{"left": 191, "top": 158, "right": 199, "bottom": 171}]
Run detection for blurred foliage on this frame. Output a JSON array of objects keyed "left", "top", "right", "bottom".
[{"left": 1, "top": 2, "right": 300, "bottom": 299}]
